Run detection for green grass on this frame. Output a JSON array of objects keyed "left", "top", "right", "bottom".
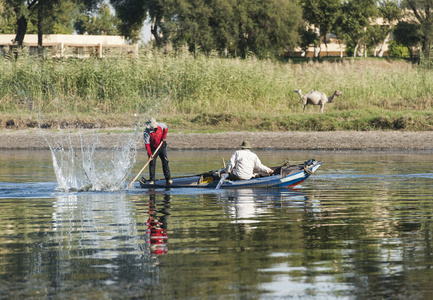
[{"left": 1, "top": 48, "right": 433, "bottom": 131}]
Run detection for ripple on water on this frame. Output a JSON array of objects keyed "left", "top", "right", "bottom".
[{"left": 1, "top": 151, "right": 433, "bottom": 299}]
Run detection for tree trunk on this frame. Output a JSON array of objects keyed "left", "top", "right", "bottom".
[
  {"left": 353, "top": 42, "right": 359, "bottom": 57},
  {"left": 323, "top": 34, "right": 329, "bottom": 57},
  {"left": 239, "top": 31, "right": 248, "bottom": 59},
  {"left": 14, "top": 16, "right": 28, "bottom": 46},
  {"left": 151, "top": 16, "right": 162, "bottom": 45},
  {"left": 38, "top": 4, "right": 43, "bottom": 55},
  {"left": 407, "top": 46, "right": 413, "bottom": 59},
  {"left": 422, "top": 34, "right": 431, "bottom": 61},
  {"left": 377, "top": 32, "right": 390, "bottom": 57},
  {"left": 38, "top": 7, "right": 42, "bottom": 47},
  {"left": 314, "top": 41, "right": 321, "bottom": 57},
  {"left": 222, "top": 47, "right": 228, "bottom": 57}
]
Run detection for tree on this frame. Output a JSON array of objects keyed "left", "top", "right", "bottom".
[
  {"left": 234, "top": 0, "right": 302, "bottom": 58},
  {"left": 142, "top": 0, "right": 233, "bottom": 53},
  {"left": 298, "top": 26, "right": 319, "bottom": 57},
  {"left": 375, "top": 0, "right": 401, "bottom": 57},
  {"left": 300, "top": 0, "right": 340, "bottom": 57},
  {"left": 146, "top": 0, "right": 168, "bottom": 46},
  {"left": 208, "top": 0, "right": 238, "bottom": 56},
  {"left": 0, "top": 0, "right": 16, "bottom": 33},
  {"left": 110, "top": 0, "right": 147, "bottom": 42},
  {"left": 169, "top": 0, "right": 239, "bottom": 55},
  {"left": 35, "top": 0, "right": 79, "bottom": 47},
  {"left": 8, "top": 0, "right": 100, "bottom": 48},
  {"left": 9, "top": 0, "right": 38, "bottom": 46},
  {"left": 393, "top": 21, "right": 422, "bottom": 58},
  {"left": 49, "top": 1, "right": 79, "bottom": 34},
  {"left": 1, "top": 0, "right": 77, "bottom": 35},
  {"left": 335, "top": 0, "right": 378, "bottom": 57},
  {"left": 6, "top": 0, "right": 302, "bottom": 58},
  {"left": 75, "top": 3, "right": 120, "bottom": 35},
  {"left": 402, "top": 0, "right": 433, "bottom": 61},
  {"left": 170, "top": 0, "right": 216, "bottom": 53},
  {"left": 122, "top": 0, "right": 302, "bottom": 58},
  {"left": 388, "top": 39, "right": 412, "bottom": 57},
  {"left": 364, "top": 24, "right": 389, "bottom": 56}
]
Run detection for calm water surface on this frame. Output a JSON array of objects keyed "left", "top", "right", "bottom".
[{"left": 1, "top": 149, "right": 433, "bottom": 299}]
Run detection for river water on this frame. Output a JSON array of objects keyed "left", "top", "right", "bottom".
[{"left": 1, "top": 149, "right": 433, "bottom": 299}]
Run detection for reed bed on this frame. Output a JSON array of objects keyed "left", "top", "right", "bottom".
[{"left": 1, "top": 49, "right": 433, "bottom": 131}]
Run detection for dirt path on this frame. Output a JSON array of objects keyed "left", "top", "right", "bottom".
[{"left": 1, "top": 129, "right": 433, "bottom": 151}]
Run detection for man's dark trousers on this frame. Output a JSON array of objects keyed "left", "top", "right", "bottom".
[{"left": 149, "top": 141, "right": 170, "bottom": 182}]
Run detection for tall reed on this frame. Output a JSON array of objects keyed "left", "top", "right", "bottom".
[{"left": 1, "top": 49, "right": 433, "bottom": 130}]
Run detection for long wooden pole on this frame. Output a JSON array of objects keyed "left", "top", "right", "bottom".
[
  {"left": 127, "top": 141, "right": 164, "bottom": 189},
  {"left": 215, "top": 173, "right": 228, "bottom": 189}
]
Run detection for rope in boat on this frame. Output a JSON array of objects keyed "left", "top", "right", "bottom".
[{"left": 304, "top": 166, "right": 314, "bottom": 175}]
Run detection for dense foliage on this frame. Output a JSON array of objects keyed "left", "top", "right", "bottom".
[
  {"left": 1, "top": 0, "right": 432, "bottom": 61},
  {"left": 74, "top": 3, "right": 120, "bottom": 35}
]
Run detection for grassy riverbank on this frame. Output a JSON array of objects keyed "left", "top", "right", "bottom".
[{"left": 1, "top": 49, "right": 433, "bottom": 131}]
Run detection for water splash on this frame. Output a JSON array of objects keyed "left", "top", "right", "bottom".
[{"left": 40, "top": 124, "right": 141, "bottom": 192}]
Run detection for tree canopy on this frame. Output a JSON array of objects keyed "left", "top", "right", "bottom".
[
  {"left": 335, "top": 0, "right": 378, "bottom": 57},
  {"left": 2, "top": 0, "right": 433, "bottom": 61},
  {"left": 75, "top": 3, "right": 120, "bottom": 35},
  {"left": 300, "top": 0, "right": 340, "bottom": 57},
  {"left": 6, "top": 0, "right": 106, "bottom": 47},
  {"left": 401, "top": 0, "right": 433, "bottom": 60}
]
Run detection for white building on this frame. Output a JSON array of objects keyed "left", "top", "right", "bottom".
[{"left": 0, "top": 34, "right": 138, "bottom": 58}]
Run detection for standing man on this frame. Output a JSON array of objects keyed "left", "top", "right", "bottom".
[
  {"left": 143, "top": 118, "right": 172, "bottom": 185},
  {"left": 225, "top": 140, "right": 274, "bottom": 180}
]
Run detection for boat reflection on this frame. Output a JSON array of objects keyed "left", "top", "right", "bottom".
[{"left": 220, "top": 188, "right": 322, "bottom": 225}]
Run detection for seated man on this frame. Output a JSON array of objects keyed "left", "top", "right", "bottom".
[{"left": 225, "top": 140, "right": 274, "bottom": 180}]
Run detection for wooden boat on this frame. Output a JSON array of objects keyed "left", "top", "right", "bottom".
[{"left": 138, "top": 159, "right": 322, "bottom": 189}]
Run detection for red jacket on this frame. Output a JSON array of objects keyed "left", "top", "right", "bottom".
[{"left": 143, "top": 122, "right": 168, "bottom": 156}]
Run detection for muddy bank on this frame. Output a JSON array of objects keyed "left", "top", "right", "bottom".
[{"left": 1, "top": 129, "right": 433, "bottom": 151}]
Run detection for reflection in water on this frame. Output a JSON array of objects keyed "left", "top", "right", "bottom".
[
  {"left": 53, "top": 193, "right": 142, "bottom": 257},
  {"left": 225, "top": 189, "right": 267, "bottom": 224},
  {"left": 223, "top": 188, "right": 319, "bottom": 225},
  {"left": 3, "top": 151, "right": 433, "bottom": 299},
  {"left": 50, "top": 192, "right": 161, "bottom": 292},
  {"left": 147, "top": 192, "right": 171, "bottom": 255}
]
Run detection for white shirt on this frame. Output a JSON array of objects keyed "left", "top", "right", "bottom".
[{"left": 225, "top": 149, "right": 272, "bottom": 180}]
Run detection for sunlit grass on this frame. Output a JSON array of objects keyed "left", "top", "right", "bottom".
[{"left": 1, "top": 49, "right": 433, "bottom": 131}]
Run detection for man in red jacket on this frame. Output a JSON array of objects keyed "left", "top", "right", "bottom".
[{"left": 143, "top": 118, "right": 172, "bottom": 185}]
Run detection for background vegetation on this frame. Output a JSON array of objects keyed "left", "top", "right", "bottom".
[
  {"left": 2, "top": 1, "right": 433, "bottom": 134},
  {"left": 1, "top": 50, "right": 433, "bottom": 132},
  {"left": 2, "top": 0, "right": 433, "bottom": 61}
]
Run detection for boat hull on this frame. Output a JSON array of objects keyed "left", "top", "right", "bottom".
[{"left": 137, "top": 160, "right": 322, "bottom": 189}]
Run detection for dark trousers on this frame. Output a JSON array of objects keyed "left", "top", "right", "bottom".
[
  {"left": 149, "top": 141, "right": 171, "bottom": 181},
  {"left": 228, "top": 172, "right": 242, "bottom": 181}
]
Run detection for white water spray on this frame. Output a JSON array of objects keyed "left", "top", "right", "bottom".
[{"left": 41, "top": 124, "right": 142, "bottom": 192}]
